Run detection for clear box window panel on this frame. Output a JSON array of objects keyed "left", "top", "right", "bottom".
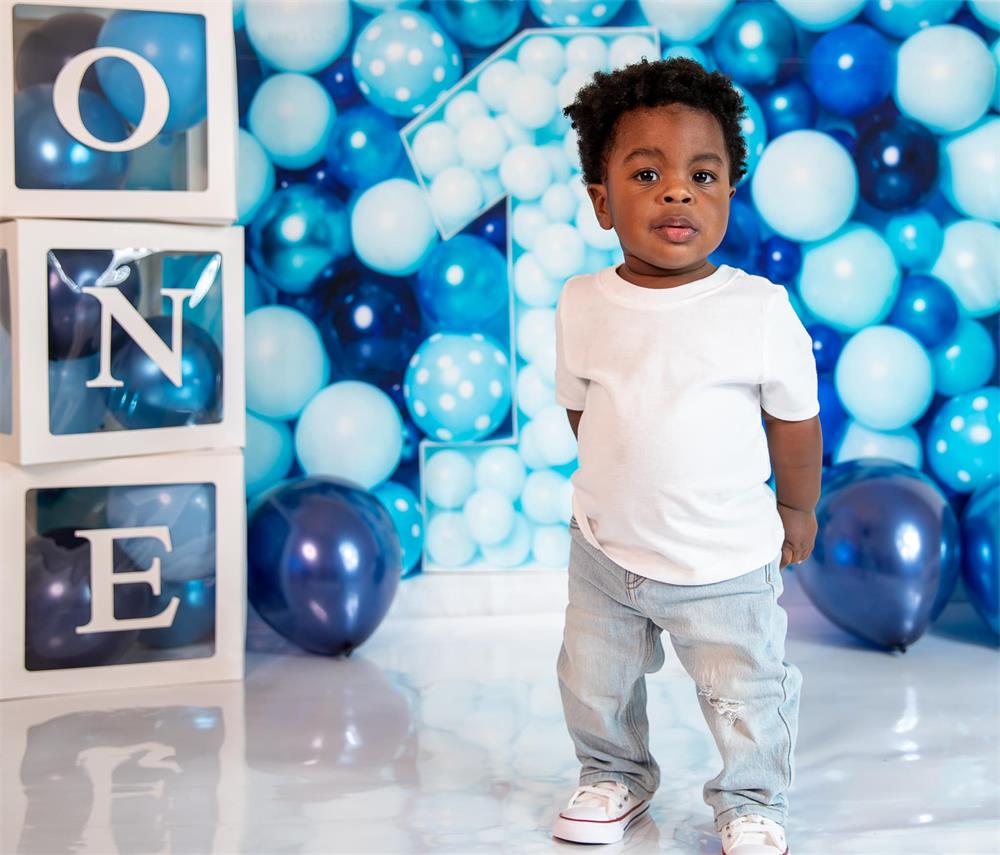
[
  {"left": 12, "top": 3, "right": 208, "bottom": 191},
  {"left": 25, "top": 483, "right": 217, "bottom": 671}
]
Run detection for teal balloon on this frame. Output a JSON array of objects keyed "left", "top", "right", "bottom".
[
  {"left": 96, "top": 11, "right": 207, "bottom": 133},
  {"left": 834, "top": 325, "right": 934, "bottom": 430},
  {"left": 139, "top": 578, "right": 215, "bottom": 649},
  {"left": 929, "top": 318, "right": 997, "bottom": 397},
  {"left": 237, "top": 130, "right": 274, "bottom": 226},
  {"left": 713, "top": 2, "right": 797, "bottom": 86},
  {"left": 960, "top": 482, "right": 999, "bottom": 635},
  {"left": 246, "top": 413, "right": 294, "bottom": 498},
  {"left": 434, "top": 0, "right": 526, "bottom": 48},
  {"left": 373, "top": 481, "right": 424, "bottom": 575},
  {"left": 926, "top": 387, "right": 1000, "bottom": 494},
  {"left": 884, "top": 210, "right": 943, "bottom": 272},
  {"left": 248, "top": 185, "right": 350, "bottom": 295},
  {"left": 248, "top": 73, "right": 336, "bottom": 170},
  {"left": 799, "top": 225, "right": 899, "bottom": 332}
]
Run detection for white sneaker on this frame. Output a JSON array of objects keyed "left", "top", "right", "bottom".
[
  {"left": 551, "top": 781, "right": 649, "bottom": 844},
  {"left": 720, "top": 814, "right": 788, "bottom": 855}
]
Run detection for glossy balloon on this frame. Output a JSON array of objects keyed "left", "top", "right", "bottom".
[
  {"left": 107, "top": 317, "right": 223, "bottom": 429},
  {"left": 415, "top": 235, "right": 509, "bottom": 333},
  {"left": 887, "top": 274, "right": 960, "bottom": 349},
  {"left": 796, "top": 459, "right": 961, "bottom": 650},
  {"left": 709, "top": 197, "right": 759, "bottom": 271},
  {"left": 808, "top": 24, "right": 894, "bottom": 117},
  {"left": 807, "top": 323, "right": 844, "bottom": 374},
  {"left": 929, "top": 317, "right": 997, "bottom": 397},
  {"left": 756, "top": 236, "right": 801, "bottom": 284},
  {"left": 960, "top": 482, "right": 999, "bottom": 635},
  {"left": 247, "top": 477, "right": 403, "bottom": 655},
  {"left": 884, "top": 209, "right": 943, "bottom": 272},
  {"left": 14, "top": 84, "right": 129, "bottom": 190},
  {"left": 817, "top": 375, "right": 848, "bottom": 462},
  {"left": 434, "top": 0, "right": 526, "bottom": 48},
  {"left": 15, "top": 12, "right": 104, "bottom": 92},
  {"left": 713, "top": 2, "right": 797, "bottom": 86},
  {"left": 317, "top": 52, "right": 364, "bottom": 109},
  {"left": 760, "top": 78, "right": 817, "bottom": 136},
  {"left": 324, "top": 106, "right": 404, "bottom": 190},
  {"left": 856, "top": 118, "right": 939, "bottom": 211}
]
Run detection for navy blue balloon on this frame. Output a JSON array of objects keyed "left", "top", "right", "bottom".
[
  {"left": 139, "top": 577, "right": 216, "bottom": 649},
  {"left": 47, "top": 249, "right": 141, "bottom": 360},
  {"left": 757, "top": 235, "right": 801, "bottom": 284},
  {"left": 472, "top": 204, "right": 507, "bottom": 250},
  {"left": 709, "top": 197, "right": 759, "bottom": 270},
  {"left": 817, "top": 375, "right": 848, "bottom": 462},
  {"left": 887, "top": 273, "right": 960, "bottom": 349},
  {"left": 324, "top": 106, "right": 403, "bottom": 190},
  {"left": 857, "top": 118, "right": 938, "bottom": 210},
  {"left": 235, "top": 29, "right": 263, "bottom": 119},
  {"left": 107, "top": 317, "right": 223, "bottom": 429},
  {"left": 247, "top": 477, "right": 403, "bottom": 656},
  {"left": 317, "top": 52, "right": 364, "bottom": 109},
  {"left": 320, "top": 269, "right": 423, "bottom": 385},
  {"left": 25, "top": 528, "right": 151, "bottom": 671},
  {"left": 15, "top": 12, "right": 104, "bottom": 92},
  {"left": 960, "top": 482, "right": 998, "bottom": 635},
  {"left": 760, "top": 78, "right": 817, "bottom": 137},
  {"left": 825, "top": 127, "right": 857, "bottom": 156},
  {"left": 415, "top": 235, "right": 509, "bottom": 332},
  {"left": 808, "top": 24, "right": 894, "bottom": 117},
  {"left": 807, "top": 322, "right": 844, "bottom": 374},
  {"left": 14, "top": 84, "right": 129, "bottom": 190},
  {"left": 797, "top": 459, "right": 962, "bottom": 650}
]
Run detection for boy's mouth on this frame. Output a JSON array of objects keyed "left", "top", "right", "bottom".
[{"left": 652, "top": 216, "right": 698, "bottom": 243}]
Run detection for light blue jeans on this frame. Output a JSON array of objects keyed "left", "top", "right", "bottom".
[{"left": 557, "top": 519, "right": 802, "bottom": 832}]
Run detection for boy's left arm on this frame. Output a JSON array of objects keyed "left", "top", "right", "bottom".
[{"left": 762, "top": 410, "right": 823, "bottom": 570}]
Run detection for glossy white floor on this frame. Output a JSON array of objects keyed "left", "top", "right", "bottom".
[{"left": 2, "top": 571, "right": 998, "bottom": 855}]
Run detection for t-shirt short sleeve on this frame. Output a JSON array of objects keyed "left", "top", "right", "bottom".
[
  {"left": 760, "top": 288, "right": 820, "bottom": 421},
  {"left": 555, "top": 291, "right": 588, "bottom": 410}
]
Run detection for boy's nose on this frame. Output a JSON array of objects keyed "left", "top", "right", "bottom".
[{"left": 662, "top": 190, "right": 693, "bottom": 203}]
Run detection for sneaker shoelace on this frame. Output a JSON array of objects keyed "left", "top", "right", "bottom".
[
  {"left": 568, "top": 782, "right": 630, "bottom": 814},
  {"left": 723, "top": 815, "right": 785, "bottom": 848}
]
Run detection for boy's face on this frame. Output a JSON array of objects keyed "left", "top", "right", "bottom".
[{"left": 587, "top": 104, "right": 735, "bottom": 282}]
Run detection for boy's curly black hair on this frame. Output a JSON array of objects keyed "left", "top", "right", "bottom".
[{"left": 564, "top": 57, "right": 748, "bottom": 187}]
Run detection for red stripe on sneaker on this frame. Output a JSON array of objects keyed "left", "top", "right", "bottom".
[{"left": 558, "top": 800, "right": 647, "bottom": 824}]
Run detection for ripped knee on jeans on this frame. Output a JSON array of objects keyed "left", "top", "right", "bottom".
[{"left": 698, "top": 684, "right": 744, "bottom": 726}]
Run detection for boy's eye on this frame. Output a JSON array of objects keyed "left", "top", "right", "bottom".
[
  {"left": 693, "top": 171, "right": 716, "bottom": 184},
  {"left": 635, "top": 169, "right": 658, "bottom": 183}
]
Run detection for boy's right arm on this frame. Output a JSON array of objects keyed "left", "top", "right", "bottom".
[{"left": 566, "top": 409, "right": 583, "bottom": 439}]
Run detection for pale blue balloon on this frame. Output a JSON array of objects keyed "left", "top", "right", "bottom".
[
  {"left": 481, "top": 512, "right": 532, "bottom": 567},
  {"left": 244, "top": 265, "right": 268, "bottom": 315},
  {"left": 404, "top": 333, "right": 512, "bottom": 442},
  {"left": 864, "top": 0, "right": 961, "bottom": 38},
  {"left": 425, "top": 449, "right": 475, "bottom": 508},
  {"left": 751, "top": 131, "right": 858, "bottom": 241},
  {"left": 520, "top": 469, "right": 571, "bottom": 525},
  {"left": 245, "top": 306, "right": 329, "bottom": 420},
  {"left": 245, "top": 413, "right": 293, "bottom": 498},
  {"left": 245, "top": 0, "right": 351, "bottom": 73},
  {"left": 533, "top": 524, "right": 571, "bottom": 567},
  {"left": 799, "top": 225, "right": 900, "bottom": 332},
  {"left": 474, "top": 447, "right": 527, "bottom": 501},
  {"left": 237, "top": 129, "right": 274, "bottom": 226},
  {"left": 294, "top": 381, "right": 404, "bottom": 490},
  {"left": 351, "top": 179, "right": 438, "bottom": 276},
  {"left": 926, "top": 387, "right": 999, "bottom": 493},
  {"left": 895, "top": 25, "right": 996, "bottom": 134},
  {"left": 884, "top": 210, "right": 943, "bottom": 272},
  {"left": 931, "top": 220, "right": 1000, "bottom": 318},
  {"left": 374, "top": 480, "right": 424, "bottom": 574},
  {"left": 834, "top": 420, "right": 923, "bottom": 468},
  {"left": 775, "top": 0, "right": 865, "bottom": 31},
  {"left": 531, "top": 404, "right": 579, "bottom": 467},
  {"left": 463, "top": 488, "right": 515, "bottom": 545},
  {"left": 930, "top": 317, "right": 997, "bottom": 397},
  {"left": 248, "top": 73, "right": 336, "bottom": 170},
  {"left": 940, "top": 118, "right": 1000, "bottom": 222},
  {"left": 426, "top": 510, "right": 477, "bottom": 567},
  {"left": 834, "top": 325, "right": 934, "bottom": 430},
  {"left": 353, "top": 10, "right": 462, "bottom": 118},
  {"left": 638, "top": 0, "right": 733, "bottom": 42},
  {"left": 518, "top": 419, "right": 548, "bottom": 470},
  {"left": 500, "top": 146, "right": 553, "bottom": 201}
]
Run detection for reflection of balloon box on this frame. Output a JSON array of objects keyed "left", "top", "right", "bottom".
[
  {"left": 1, "top": 0, "right": 236, "bottom": 223},
  {"left": 0, "top": 218, "right": 245, "bottom": 465},
  {"left": 0, "top": 449, "right": 246, "bottom": 700}
]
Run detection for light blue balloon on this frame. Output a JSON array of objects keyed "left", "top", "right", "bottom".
[
  {"left": 884, "top": 210, "right": 943, "bottom": 272},
  {"left": 237, "top": 130, "right": 274, "bottom": 226},
  {"left": 941, "top": 118, "right": 1000, "bottom": 222},
  {"left": 481, "top": 512, "right": 532, "bottom": 567},
  {"left": 245, "top": 0, "right": 351, "bottom": 73},
  {"left": 245, "top": 306, "right": 329, "bottom": 420},
  {"left": 864, "top": 0, "right": 961, "bottom": 39},
  {"left": 930, "top": 318, "right": 997, "bottom": 398},
  {"left": 799, "top": 225, "right": 900, "bottom": 332},
  {"left": 834, "top": 420, "right": 923, "bottom": 468},
  {"left": 533, "top": 524, "right": 571, "bottom": 566},
  {"left": 353, "top": 10, "right": 462, "bottom": 118},
  {"left": 930, "top": 220, "right": 1000, "bottom": 318},
  {"left": 248, "top": 73, "right": 336, "bottom": 170},
  {"left": 294, "top": 381, "right": 404, "bottom": 490},
  {"left": 404, "top": 333, "right": 512, "bottom": 442},
  {"left": 895, "top": 25, "right": 996, "bottom": 134},
  {"left": 834, "top": 325, "right": 934, "bottom": 430},
  {"left": 520, "top": 469, "right": 571, "bottom": 525},
  {"left": 475, "top": 446, "right": 527, "bottom": 501},
  {"left": 751, "top": 131, "right": 858, "bottom": 242},
  {"left": 106, "top": 484, "right": 215, "bottom": 582},
  {"left": 926, "top": 387, "right": 1000, "bottom": 493},
  {"left": 774, "top": 0, "right": 865, "bottom": 31},
  {"left": 733, "top": 84, "right": 766, "bottom": 183},
  {"left": 244, "top": 265, "right": 268, "bottom": 315},
  {"left": 374, "top": 481, "right": 424, "bottom": 574},
  {"left": 425, "top": 450, "right": 476, "bottom": 508},
  {"left": 350, "top": 179, "right": 438, "bottom": 276},
  {"left": 245, "top": 413, "right": 293, "bottom": 498},
  {"left": 426, "top": 510, "right": 477, "bottom": 567},
  {"left": 463, "top": 488, "right": 515, "bottom": 545},
  {"left": 639, "top": 0, "right": 733, "bottom": 42}
]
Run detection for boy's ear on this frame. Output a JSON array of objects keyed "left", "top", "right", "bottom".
[
  {"left": 587, "top": 183, "right": 614, "bottom": 231},
  {"left": 728, "top": 185, "right": 736, "bottom": 199}
]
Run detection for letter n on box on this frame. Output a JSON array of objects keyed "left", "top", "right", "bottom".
[{"left": 0, "top": 218, "right": 245, "bottom": 465}]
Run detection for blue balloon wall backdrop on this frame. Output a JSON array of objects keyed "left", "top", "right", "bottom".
[{"left": 232, "top": 0, "right": 999, "bottom": 651}]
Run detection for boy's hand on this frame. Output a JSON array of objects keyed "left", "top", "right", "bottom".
[{"left": 777, "top": 502, "right": 817, "bottom": 569}]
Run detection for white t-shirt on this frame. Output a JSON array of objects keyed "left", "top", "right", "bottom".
[{"left": 555, "top": 263, "right": 820, "bottom": 586}]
